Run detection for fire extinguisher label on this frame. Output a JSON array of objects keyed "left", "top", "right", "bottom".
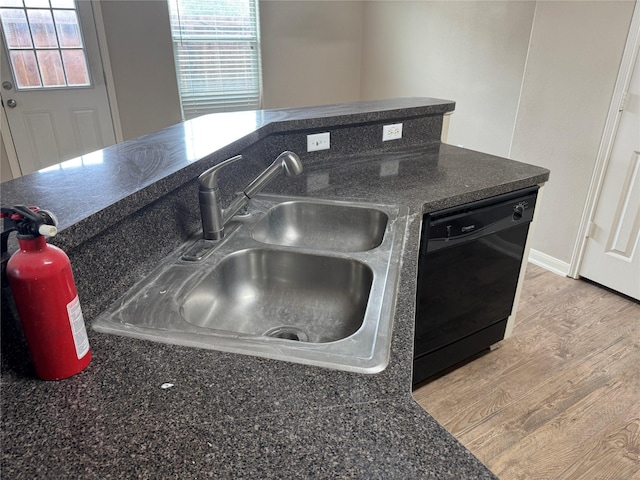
[{"left": 67, "top": 296, "right": 90, "bottom": 359}]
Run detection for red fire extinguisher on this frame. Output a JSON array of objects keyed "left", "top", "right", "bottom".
[{"left": 1, "top": 205, "right": 91, "bottom": 380}]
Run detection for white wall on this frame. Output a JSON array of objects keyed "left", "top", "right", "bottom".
[
  {"left": 98, "top": 0, "right": 362, "bottom": 138},
  {"left": 360, "top": 1, "right": 536, "bottom": 158},
  {"left": 260, "top": 1, "right": 363, "bottom": 109},
  {"left": 510, "top": 1, "right": 634, "bottom": 265},
  {"left": 99, "top": 0, "right": 182, "bottom": 141},
  {"left": 360, "top": 0, "right": 635, "bottom": 266}
]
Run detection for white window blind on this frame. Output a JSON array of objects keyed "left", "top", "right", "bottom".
[{"left": 167, "top": 0, "right": 261, "bottom": 120}]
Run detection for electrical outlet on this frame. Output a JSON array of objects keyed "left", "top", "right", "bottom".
[
  {"left": 307, "top": 132, "right": 330, "bottom": 152},
  {"left": 382, "top": 123, "right": 403, "bottom": 141}
]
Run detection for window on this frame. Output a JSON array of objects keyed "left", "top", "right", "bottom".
[
  {"left": 167, "top": 0, "right": 261, "bottom": 120},
  {"left": 0, "top": 0, "right": 90, "bottom": 89}
]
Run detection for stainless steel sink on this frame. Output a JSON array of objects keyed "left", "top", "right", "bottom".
[
  {"left": 251, "top": 201, "right": 388, "bottom": 251},
  {"left": 93, "top": 195, "right": 408, "bottom": 374},
  {"left": 182, "top": 249, "right": 372, "bottom": 342}
]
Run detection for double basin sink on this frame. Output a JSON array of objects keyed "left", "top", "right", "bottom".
[{"left": 93, "top": 195, "right": 408, "bottom": 373}]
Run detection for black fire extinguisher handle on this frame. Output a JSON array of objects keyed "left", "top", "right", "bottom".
[{"left": 1, "top": 205, "right": 58, "bottom": 279}]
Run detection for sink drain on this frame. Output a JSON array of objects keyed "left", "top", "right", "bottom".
[{"left": 263, "top": 326, "right": 309, "bottom": 342}]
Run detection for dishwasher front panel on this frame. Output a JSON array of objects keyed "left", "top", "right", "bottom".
[{"left": 413, "top": 187, "right": 538, "bottom": 384}]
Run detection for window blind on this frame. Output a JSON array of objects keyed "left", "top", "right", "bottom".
[{"left": 167, "top": 0, "right": 261, "bottom": 120}]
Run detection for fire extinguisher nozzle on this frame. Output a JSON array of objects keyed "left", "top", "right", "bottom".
[{"left": 38, "top": 225, "right": 57, "bottom": 237}]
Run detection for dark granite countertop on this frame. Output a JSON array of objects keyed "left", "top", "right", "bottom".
[{"left": 1, "top": 99, "right": 549, "bottom": 479}]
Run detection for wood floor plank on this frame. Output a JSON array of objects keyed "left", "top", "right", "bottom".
[
  {"left": 416, "top": 303, "right": 637, "bottom": 430},
  {"left": 490, "top": 372, "right": 640, "bottom": 479},
  {"left": 558, "top": 410, "right": 640, "bottom": 480},
  {"left": 413, "top": 264, "right": 640, "bottom": 480},
  {"left": 459, "top": 336, "right": 635, "bottom": 457}
]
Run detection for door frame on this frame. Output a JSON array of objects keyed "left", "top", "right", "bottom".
[
  {"left": 569, "top": 0, "right": 640, "bottom": 279},
  {"left": 90, "top": 0, "right": 123, "bottom": 144}
]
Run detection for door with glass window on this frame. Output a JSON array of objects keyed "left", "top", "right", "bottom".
[{"left": 0, "top": 0, "right": 114, "bottom": 175}]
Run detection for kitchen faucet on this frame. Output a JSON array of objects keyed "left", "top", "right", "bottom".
[{"left": 198, "top": 151, "right": 303, "bottom": 240}]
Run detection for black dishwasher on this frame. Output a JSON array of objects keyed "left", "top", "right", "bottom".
[{"left": 413, "top": 186, "right": 538, "bottom": 385}]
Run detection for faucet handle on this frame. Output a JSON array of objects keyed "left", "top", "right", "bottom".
[{"left": 198, "top": 155, "right": 243, "bottom": 190}]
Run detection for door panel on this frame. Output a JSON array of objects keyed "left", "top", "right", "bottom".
[
  {"left": 71, "top": 106, "right": 103, "bottom": 153},
  {"left": 0, "top": 0, "right": 115, "bottom": 176},
  {"left": 607, "top": 150, "right": 639, "bottom": 257},
  {"left": 23, "top": 110, "right": 62, "bottom": 168}
]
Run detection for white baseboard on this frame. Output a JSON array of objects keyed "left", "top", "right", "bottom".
[{"left": 528, "top": 249, "right": 570, "bottom": 277}]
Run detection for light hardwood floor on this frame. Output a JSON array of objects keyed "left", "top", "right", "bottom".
[{"left": 413, "top": 263, "right": 640, "bottom": 480}]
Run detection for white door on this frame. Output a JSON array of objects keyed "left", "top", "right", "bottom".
[
  {"left": 0, "top": 0, "right": 115, "bottom": 175},
  {"left": 579, "top": 40, "right": 640, "bottom": 301}
]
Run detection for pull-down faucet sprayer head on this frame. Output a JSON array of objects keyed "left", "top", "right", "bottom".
[{"left": 279, "top": 151, "right": 304, "bottom": 177}]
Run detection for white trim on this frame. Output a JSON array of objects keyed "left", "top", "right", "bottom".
[
  {"left": 569, "top": 0, "right": 640, "bottom": 279},
  {"left": 90, "top": 0, "right": 124, "bottom": 144},
  {"left": 528, "top": 248, "right": 570, "bottom": 277},
  {"left": 504, "top": 235, "right": 534, "bottom": 339},
  {"left": 0, "top": 106, "right": 22, "bottom": 179},
  {"left": 255, "top": 0, "right": 264, "bottom": 110},
  {"left": 504, "top": 184, "right": 544, "bottom": 339},
  {"left": 441, "top": 112, "right": 452, "bottom": 143}
]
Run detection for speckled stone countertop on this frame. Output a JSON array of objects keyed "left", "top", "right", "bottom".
[{"left": 1, "top": 98, "right": 549, "bottom": 479}]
